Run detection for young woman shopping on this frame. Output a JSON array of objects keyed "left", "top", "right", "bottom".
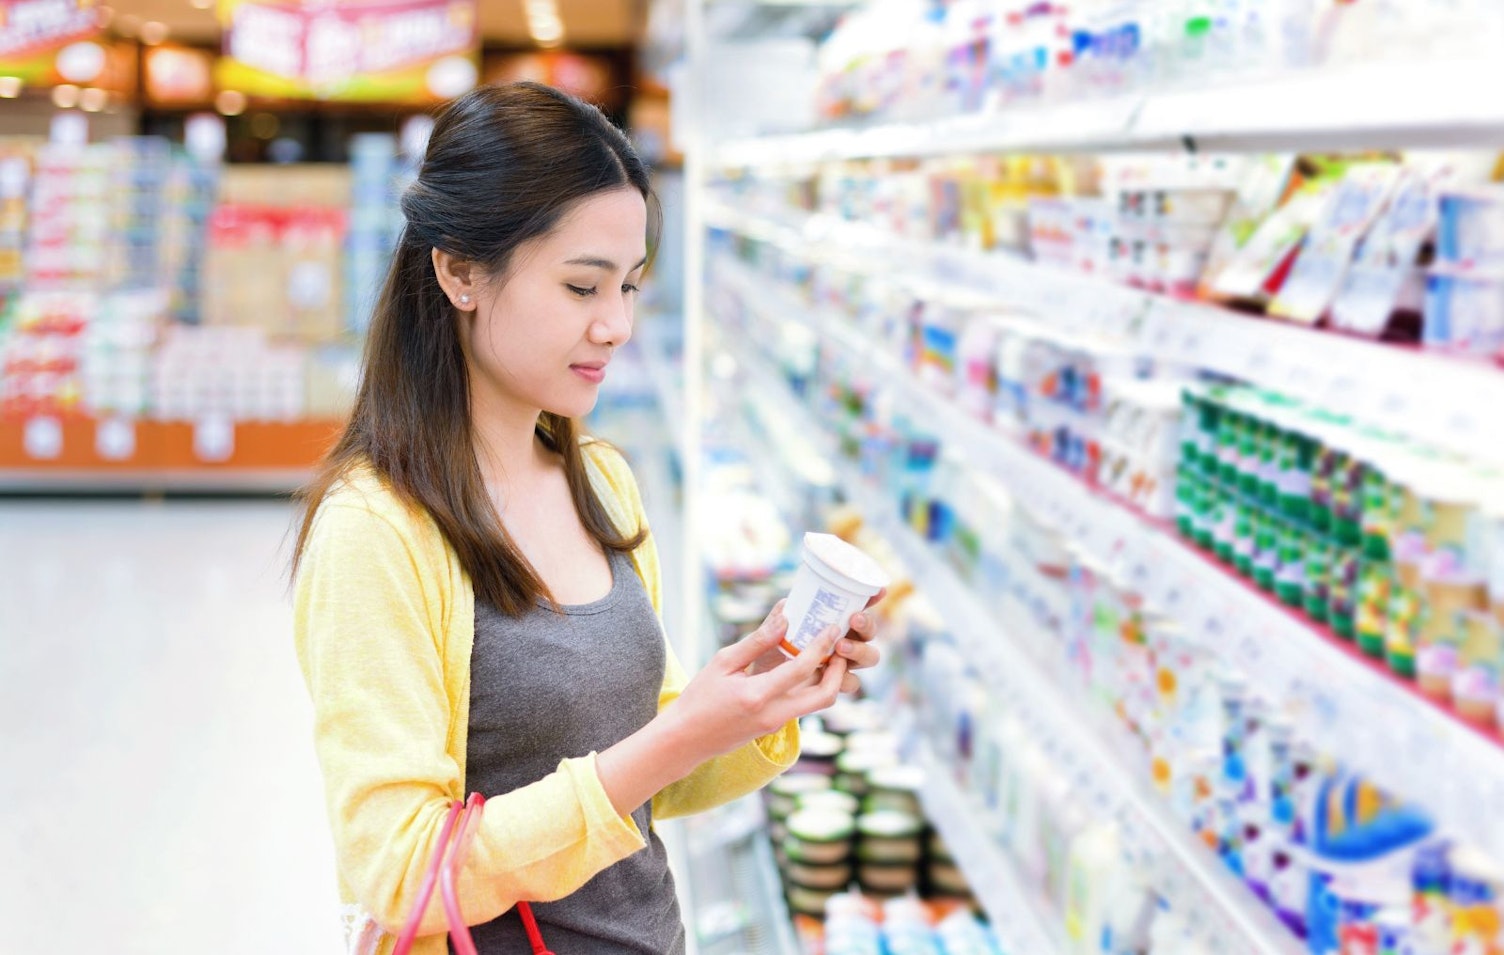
[{"left": 291, "top": 82, "right": 881, "bottom": 955}]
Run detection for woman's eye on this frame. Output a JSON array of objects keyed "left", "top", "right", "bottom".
[
  {"left": 622, "top": 283, "right": 641, "bottom": 295},
  {"left": 567, "top": 284, "right": 595, "bottom": 297}
]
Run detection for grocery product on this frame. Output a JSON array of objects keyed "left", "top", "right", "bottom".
[
  {"left": 787, "top": 807, "right": 859, "bottom": 865},
  {"left": 781, "top": 532, "right": 891, "bottom": 658}
]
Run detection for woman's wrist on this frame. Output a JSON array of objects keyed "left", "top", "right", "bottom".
[{"left": 595, "top": 706, "right": 711, "bottom": 817}]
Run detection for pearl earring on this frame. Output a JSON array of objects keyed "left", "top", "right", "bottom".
[{"left": 459, "top": 294, "right": 470, "bottom": 305}]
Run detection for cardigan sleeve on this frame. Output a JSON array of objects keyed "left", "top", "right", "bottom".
[{"left": 293, "top": 498, "right": 646, "bottom": 937}]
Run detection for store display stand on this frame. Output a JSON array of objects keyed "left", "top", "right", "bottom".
[
  {"left": 727, "top": 329, "right": 1304, "bottom": 955},
  {"left": 0, "top": 417, "right": 342, "bottom": 494},
  {"left": 684, "top": 35, "right": 1504, "bottom": 949},
  {"left": 712, "top": 236, "right": 1504, "bottom": 869}
]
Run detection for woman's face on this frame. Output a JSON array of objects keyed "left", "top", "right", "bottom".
[{"left": 461, "top": 186, "right": 648, "bottom": 421}]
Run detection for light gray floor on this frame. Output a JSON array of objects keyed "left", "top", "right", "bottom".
[{"left": 0, "top": 499, "right": 346, "bottom": 954}]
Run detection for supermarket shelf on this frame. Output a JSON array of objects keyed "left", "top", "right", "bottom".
[
  {"left": 657, "top": 820, "right": 703, "bottom": 955},
  {"left": 909, "top": 738, "right": 1064, "bottom": 955},
  {"left": 732, "top": 340, "right": 1304, "bottom": 955},
  {"left": 721, "top": 264, "right": 1504, "bottom": 866},
  {"left": 0, "top": 467, "right": 312, "bottom": 494},
  {"left": 714, "top": 59, "right": 1504, "bottom": 166},
  {"left": 0, "top": 417, "right": 343, "bottom": 493},
  {"left": 707, "top": 203, "right": 1504, "bottom": 467},
  {"left": 677, "top": 795, "right": 802, "bottom": 955}
]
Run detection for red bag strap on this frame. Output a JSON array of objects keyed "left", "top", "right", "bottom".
[
  {"left": 516, "top": 902, "right": 553, "bottom": 955},
  {"left": 440, "top": 793, "right": 555, "bottom": 955},
  {"left": 392, "top": 801, "right": 464, "bottom": 955},
  {"left": 442, "top": 794, "right": 485, "bottom": 955},
  {"left": 393, "top": 794, "right": 556, "bottom": 955}
]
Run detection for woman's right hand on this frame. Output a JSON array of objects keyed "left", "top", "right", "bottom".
[
  {"left": 595, "top": 610, "right": 846, "bottom": 817},
  {"left": 664, "top": 611, "right": 847, "bottom": 764}
]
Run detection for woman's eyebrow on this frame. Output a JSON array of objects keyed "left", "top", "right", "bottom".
[{"left": 565, "top": 255, "right": 650, "bottom": 271}]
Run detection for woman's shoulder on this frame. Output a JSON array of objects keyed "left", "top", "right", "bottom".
[
  {"left": 311, "top": 463, "right": 440, "bottom": 546},
  {"left": 579, "top": 435, "right": 630, "bottom": 477},
  {"left": 579, "top": 437, "right": 641, "bottom": 503}
]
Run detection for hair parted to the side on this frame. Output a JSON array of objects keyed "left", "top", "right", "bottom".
[{"left": 292, "top": 82, "right": 656, "bottom": 615}]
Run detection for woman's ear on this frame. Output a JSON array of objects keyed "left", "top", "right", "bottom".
[{"left": 432, "top": 248, "right": 479, "bottom": 311}]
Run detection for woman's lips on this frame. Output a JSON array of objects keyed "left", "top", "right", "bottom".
[{"left": 571, "top": 364, "right": 606, "bottom": 383}]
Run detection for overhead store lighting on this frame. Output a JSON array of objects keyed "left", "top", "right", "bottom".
[
  {"left": 80, "top": 88, "right": 108, "bottom": 112},
  {"left": 525, "top": 0, "right": 565, "bottom": 48},
  {"left": 141, "top": 21, "right": 171, "bottom": 45},
  {"left": 215, "top": 89, "right": 247, "bottom": 116},
  {"left": 56, "top": 42, "right": 107, "bottom": 83},
  {"left": 51, "top": 84, "right": 80, "bottom": 108},
  {"left": 0, "top": 78, "right": 21, "bottom": 99},
  {"left": 189, "top": 0, "right": 214, "bottom": 8}
]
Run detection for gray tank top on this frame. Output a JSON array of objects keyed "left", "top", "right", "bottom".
[{"left": 462, "top": 548, "right": 686, "bottom": 954}]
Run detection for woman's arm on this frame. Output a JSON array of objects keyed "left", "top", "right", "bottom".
[
  {"left": 295, "top": 501, "right": 649, "bottom": 936},
  {"left": 580, "top": 441, "right": 878, "bottom": 817}
]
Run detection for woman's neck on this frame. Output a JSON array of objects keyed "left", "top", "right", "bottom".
[{"left": 470, "top": 390, "right": 553, "bottom": 495}]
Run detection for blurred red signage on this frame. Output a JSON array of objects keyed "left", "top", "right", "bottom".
[
  {"left": 219, "top": 0, "right": 478, "bottom": 101},
  {"left": 0, "top": 0, "right": 100, "bottom": 60},
  {"left": 484, "top": 51, "right": 621, "bottom": 109}
]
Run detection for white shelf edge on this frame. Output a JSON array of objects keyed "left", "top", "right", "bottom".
[
  {"left": 657, "top": 819, "right": 702, "bottom": 955},
  {"left": 731, "top": 340, "right": 1303, "bottom": 955},
  {"left": 706, "top": 203, "right": 1504, "bottom": 467},
  {"left": 747, "top": 822, "right": 804, "bottom": 955},
  {"left": 714, "top": 59, "right": 1504, "bottom": 165},
  {"left": 718, "top": 259, "right": 1504, "bottom": 866},
  {"left": 0, "top": 467, "right": 311, "bottom": 494},
  {"left": 910, "top": 737, "right": 1065, "bottom": 955}
]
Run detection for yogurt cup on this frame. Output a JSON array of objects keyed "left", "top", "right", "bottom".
[{"left": 780, "top": 533, "right": 890, "bottom": 659}]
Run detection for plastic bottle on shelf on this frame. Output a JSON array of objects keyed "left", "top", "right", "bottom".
[
  {"left": 985, "top": 710, "right": 1029, "bottom": 843},
  {"left": 1302, "top": 773, "right": 1437, "bottom": 955},
  {"left": 1415, "top": 465, "right": 1491, "bottom": 709},
  {"left": 1100, "top": 871, "right": 1156, "bottom": 955},
  {"left": 1063, "top": 815, "right": 1127, "bottom": 954},
  {"left": 1270, "top": 738, "right": 1324, "bottom": 939},
  {"left": 1009, "top": 733, "right": 1052, "bottom": 889},
  {"left": 1410, "top": 840, "right": 1454, "bottom": 955},
  {"left": 1445, "top": 844, "right": 1504, "bottom": 955},
  {"left": 1040, "top": 762, "right": 1092, "bottom": 916}
]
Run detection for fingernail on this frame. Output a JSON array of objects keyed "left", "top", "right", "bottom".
[
  {"left": 853, "top": 613, "right": 868, "bottom": 629},
  {"left": 838, "top": 640, "right": 854, "bottom": 655}
]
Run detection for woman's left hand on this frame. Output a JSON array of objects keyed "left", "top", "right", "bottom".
[{"left": 748, "top": 589, "right": 885, "bottom": 694}]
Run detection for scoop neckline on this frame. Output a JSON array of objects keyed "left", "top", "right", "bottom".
[{"left": 540, "top": 550, "right": 627, "bottom": 616}]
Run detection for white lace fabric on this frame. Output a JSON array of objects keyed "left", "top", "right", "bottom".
[{"left": 340, "top": 903, "right": 386, "bottom": 955}]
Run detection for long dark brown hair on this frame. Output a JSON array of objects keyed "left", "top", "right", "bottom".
[{"left": 292, "top": 82, "right": 654, "bottom": 615}]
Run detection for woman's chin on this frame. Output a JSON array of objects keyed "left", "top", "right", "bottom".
[{"left": 544, "top": 394, "right": 599, "bottom": 420}]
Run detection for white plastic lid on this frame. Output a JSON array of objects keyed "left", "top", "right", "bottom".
[
  {"left": 802, "top": 533, "right": 890, "bottom": 593},
  {"left": 786, "top": 807, "right": 857, "bottom": 843},
  {"left": 857, "top": 810, "right": 924, "bottom": 839},
  {"left": 770, "top": 773, "right": 834, "bottom": 798},
  {"left": 867, "top": 766, "right": 925, "bottom": 794}
]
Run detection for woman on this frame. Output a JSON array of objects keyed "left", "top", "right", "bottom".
[{"left": 291, "top": 82, "right": 881, "bottom": 955}]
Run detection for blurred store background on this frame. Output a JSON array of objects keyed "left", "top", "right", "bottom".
[{"left": 9, "top": 2, "right": 1504, "bottom": 954}]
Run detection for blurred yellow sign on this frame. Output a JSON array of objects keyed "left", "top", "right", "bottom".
[{"left": 215, "top": 0, "right": 478, "bottom": 103}]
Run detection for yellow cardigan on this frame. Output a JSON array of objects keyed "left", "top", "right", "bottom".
[{"left": 293, "top": 441, "right": 799, "bottom": 954}]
